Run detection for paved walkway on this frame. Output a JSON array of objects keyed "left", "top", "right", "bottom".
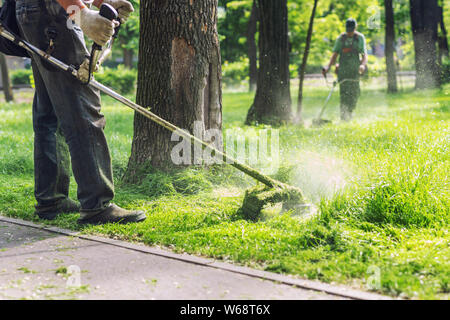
[{"left": 0, "top": 217, "right": 390, "bottom": 300}]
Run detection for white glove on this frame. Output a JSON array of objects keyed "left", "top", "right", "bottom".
[
  {"left": 103, "top": 0, "right": 134, "bottom": 23},
  {"left": 77, "top": 8, "right": 119, "bottom": 46}
]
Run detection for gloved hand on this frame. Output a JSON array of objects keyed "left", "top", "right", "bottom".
[
  {"left": 359, "top": 64, "right": 366, "bottom": 75},
  {"left": 78, "top": 8, "right": 119, "bottom": 46},
  {"left": 102, "top": 0, "right": 134, "bottom": 23},
  {"left": 77, "top": 57, "right": 99, "bottom": 83}
]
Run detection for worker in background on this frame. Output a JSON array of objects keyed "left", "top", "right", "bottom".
[{"left": 323, "top": 18, "right": 368, "bottom": 121}]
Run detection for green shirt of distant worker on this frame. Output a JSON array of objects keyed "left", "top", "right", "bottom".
[{"left": 323, "top": 18, "right": 368, "bottom": 121}]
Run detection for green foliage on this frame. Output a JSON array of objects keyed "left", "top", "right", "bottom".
[
  {"left": 445, "top": 0, "right": 450, "bottom": 45},
  {"left": 442, "top": 56, "right": 450, "bottom": 83},
  {"left": 367, "top": 55, "right": 385, "bottom": 77},
  {"left": 121, "top": 165, "right": 214, "bottom": 198},
  {"left": 94, "top": 66, "right": 137, "bottom": 95},
  {"left": 172, "top": 169, "right": 213, "bottom": 195},
  {"left": 11, "top": 69, "right": 33, "bottom": 86},
  {"left": 111, "top": 0, "right": 139, "bottom": 68},
  {"left": 218, "top": 0, "right": 417, "bottom": 79},
  {"left": 218, "top": 0, "right": 252, "bottom": 62},
  {"left": 222, "top": 57, "right": 249, "bottom": 88}
]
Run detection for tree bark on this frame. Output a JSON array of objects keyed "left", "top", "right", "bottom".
[
  {"left": 385, "top": 0, "right": 398, "bottom": 93},
  {"left": 126, "top": 0, "right": 223, "bottom": 177},
  {"left": 410, "top": 0, "right": 441, "bottom": 89},
  {"left": 296, "top": 0, "right": 318, "bottom": 123},
  {"left": 0, "top": 54, "right": 14, "bottom": 102},
  {"left": 246, "top": 0, "right": 292, "bottom": 125},
  {"left": 247, "top": 0, "right": 258, "bottom": 92}
]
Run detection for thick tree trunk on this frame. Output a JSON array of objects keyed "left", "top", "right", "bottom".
[
  {"left": 246, "top": 0, "right": 292, "bottom": 125},
  {"left": 385, "top": 0, "right": 398, "bottom": 93},
  {"left": 296, "top": 0, "right": 318, "bottom": 123},
  {"left": 247, "top": 0, "right": 258, "bottom": 92},
  {"left": 410, "top": 0, "right": 441, "bottom": 89},
  {"left": 0, "top": 54, "right": 14, "bottom": 102},
  {"left": 126, "top": 0, "right": 222, "bottom": 177}
]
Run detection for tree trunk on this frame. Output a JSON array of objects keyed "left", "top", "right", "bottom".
[
  {"left": 246, "top": 0, "right": 292, "bottom": 125},
  {"left": 296, "top": 0, "right": 318, "bottom": 123},
  {"left": 438, "top": 5, "right": 449, "bottom": 61},
  {"left": 247, "top": 0, "right": 258, "bottom": 92},
  {"left": 385, "top": 0, "right": 398, "bottom": 93},
  {"left": 0, "top": 54, "right": 14, "bottom": 102},
  {"left": 123, "top": 47, "right": 134, "bottom": 69},
  {"left": 126, "top": 0, "right": 223, "bottom": 177},
  {"left": 410, "top": 0, "right": 441, "bottom": 89}
]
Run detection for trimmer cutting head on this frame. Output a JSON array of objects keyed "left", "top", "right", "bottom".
[{"left": 238, "top": 183, "right": 305, "bottom": 221}]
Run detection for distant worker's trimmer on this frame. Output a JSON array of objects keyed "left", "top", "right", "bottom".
[
  {"left": 312, "top": 71, "right": 336, "bottom": 126},
  {"left": 0, "top": 5, "right": 308, "bottom": 221},
  {"left": 312, "top": 69, "right": 359, "bottom": 127}
]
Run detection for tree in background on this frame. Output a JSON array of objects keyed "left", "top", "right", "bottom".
[
  {"left": 438, "top": 1, "right": 449, "bottom": 62},
  {"left": 246, "top": 0, "right": 292, "bottom": 125},
  {"left": 0, "top": 54, "right": 14, "bottom": 102},
  {"left": 438, "top": 0, "right": 450, "bottom": 83},
  {"left": 219, "top": 0, "right": 417, "bottom": 95},
  {"left": 385, "top": 0, "right": 398, "bottom": 93},
  {"left": 296, "top": 0, "right": 319, "bottom": 123},
  {"left": 410, "top": 0, "right": 441, "bottom": 89},
  {"left": 247, "top": 0, "right": 259, "bottom": 92},
  {"left": 119, "top": 1, "right": 139, "bottom": 69},
  {"left": 218, "top": 0, "right": 433, "bottom": 97},
  {"left": 126, "top": 0, "right": 223, "bottom": 176}
]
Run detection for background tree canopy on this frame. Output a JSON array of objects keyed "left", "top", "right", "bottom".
[
  {"left": 104, "top": 0, "right": 449, "bottom": 88},
  {"left": 218, "top": 0, "right": 422, "bottom": 85}
]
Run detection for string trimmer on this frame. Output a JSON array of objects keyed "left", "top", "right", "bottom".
[
  {"left": 312, "top": 69, "right": 360, "bottom": 127},
  {"left": 0, "top": 4, "right": 307, "bottom": 221}
]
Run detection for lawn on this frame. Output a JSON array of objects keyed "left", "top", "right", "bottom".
[{"left": 0, "top": 79, "right": 448, "bottom": 299}]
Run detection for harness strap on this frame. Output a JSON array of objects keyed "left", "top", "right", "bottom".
[{"left": 341, "top": 33, "right": 359, "bottom": 55}]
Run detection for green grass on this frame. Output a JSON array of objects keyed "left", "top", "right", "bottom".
[{"left": 0, "top": 81, "right": 448, "bottom": 299}]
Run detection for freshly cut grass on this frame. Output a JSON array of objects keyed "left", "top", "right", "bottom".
[{"left": 0, "top": 83, "right": 448, "bottom": 299}]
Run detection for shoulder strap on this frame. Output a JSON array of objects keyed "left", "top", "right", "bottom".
[{"left": 345, "top": 33, "right": 359, "bottom": 50}]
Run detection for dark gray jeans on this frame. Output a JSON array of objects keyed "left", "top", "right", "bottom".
[{"left": 16, "top": 0, "right": 114, "bottom": 214}]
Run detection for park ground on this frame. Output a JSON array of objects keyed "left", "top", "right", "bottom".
[{"left": 0, "top": 78, "right": 448, "bottom": 299}]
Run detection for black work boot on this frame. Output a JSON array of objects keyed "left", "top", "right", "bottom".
[
  {"left": 35, "top": 198, "right": 81, "bottom": 220},
  {"left": 77, "top": 204, "right": 146, "bottom": 225}
]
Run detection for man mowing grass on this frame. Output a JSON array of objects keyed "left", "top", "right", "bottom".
[
  {"left": 16, "top": 0, "right": 146, "bottom": 225},
  {"left": 323, "top": 18, "right": 368, "bottom": 121}
]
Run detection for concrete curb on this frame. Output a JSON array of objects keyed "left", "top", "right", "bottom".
[{"left": 0, "top": 215, "right": 393, "bottom": 300}]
